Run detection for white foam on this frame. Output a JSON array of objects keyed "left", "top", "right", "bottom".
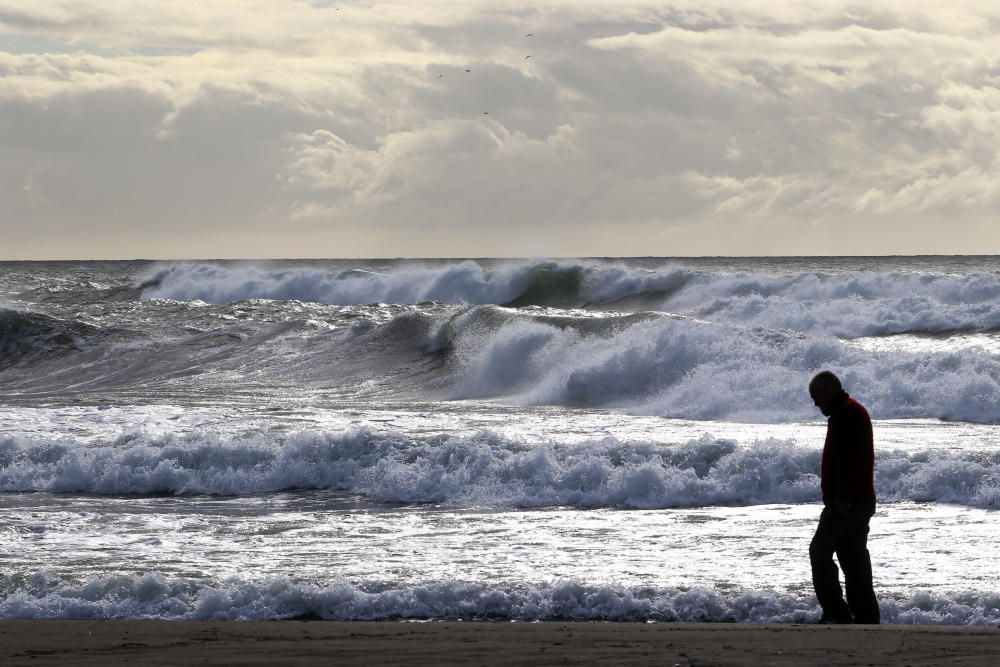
[
  {"left": 142, "top": 261, "right": 1000, "bottom": 338},
  {"left": 665, "top": 270, "right": 1000, "bottom": 337},
  {"left": 441, "top": 309, "right": 1000, "bottom": 423},
  {"left": 2, "top": 573, "right": 997, "bottom": 623},
  {"left": 1, "top": 428, "right": 998, "bottom": 508},
  {"left": 142, "top": 261, "right": 554, "bottom": 306}
]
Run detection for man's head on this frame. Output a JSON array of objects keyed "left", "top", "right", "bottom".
[{"left": 809, "top": 370, "right": 843, "bottom": 416}]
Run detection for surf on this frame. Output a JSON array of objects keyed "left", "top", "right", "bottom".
[{"left": 3, "top": 427, "right": 998, "bottom": 508}]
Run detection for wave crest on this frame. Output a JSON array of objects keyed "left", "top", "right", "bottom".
[
  {"left": 141, "top": 261, "right": 1000, "bottom": 338},
  {"left": 2, "top": 428, "right": 998, "bottom": 508},
  {"left": 141, "top": 261, "right": 590, "bottom": 308},
  {"left": 3, "top": 572, "right": 998, "bottom": 623},
  {"left": 440, "top": 309, "right": 1000, "bottom": 423},
  {"left": 0, "top": 308, "right": 101, "bottom": 369}
]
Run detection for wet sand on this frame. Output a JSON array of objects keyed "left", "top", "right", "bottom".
[{"left": 2, "top": 621, "right": 999, "bottom": 666}]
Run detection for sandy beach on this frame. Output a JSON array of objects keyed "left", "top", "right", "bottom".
[{"left": 2, "top": 621, "right": 998, "bottom": 666}]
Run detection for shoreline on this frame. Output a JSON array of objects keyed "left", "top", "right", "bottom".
[{"left": 2, "top": 621, "right": 998, "bottom": 666}]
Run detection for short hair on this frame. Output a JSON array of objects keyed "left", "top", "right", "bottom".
[{"left": 809, "top": 370, "right": 842, "bottom": 394}]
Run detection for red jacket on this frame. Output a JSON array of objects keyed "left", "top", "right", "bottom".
[{"left": 821, "top": 391, "right": 876, "bottom": 508}]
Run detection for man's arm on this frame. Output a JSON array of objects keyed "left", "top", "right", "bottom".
[{"left": 834, "top": 405, "right": 872, "bottom": 507}]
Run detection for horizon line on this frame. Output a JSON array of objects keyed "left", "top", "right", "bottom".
[{"left": 3, "top": 253, "right": 999, "bottom": 263}]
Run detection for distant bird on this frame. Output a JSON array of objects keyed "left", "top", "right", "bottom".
[
  {"left": 483, "top": 112, "right": 489, "bottom": 115},
  {"left": 436, "top": 74, "right": 444, "bottom": 79},
  {"left": 526, "top": 33, "right": 534, "bottom": 37},
  {"left": 464, "top": 68, "right": 471, "bottom": 72},
  {"left": 524, "top": 55, "right": 532, "bottom": 59}
]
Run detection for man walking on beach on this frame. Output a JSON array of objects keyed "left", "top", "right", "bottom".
[{"left": 808, "top": 371, "right": 880, "bottom": 624}]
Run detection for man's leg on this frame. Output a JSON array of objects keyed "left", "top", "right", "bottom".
[
  {"left": 810, "top": 507, "right": 853, "bottom": 621},
  {"left": 836, "top": 509, "right": 880, "bottom": 624}
]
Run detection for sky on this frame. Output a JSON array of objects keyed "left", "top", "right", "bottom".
[{"left": 2, "top": 0, "right": 1000, "bottom": 259}]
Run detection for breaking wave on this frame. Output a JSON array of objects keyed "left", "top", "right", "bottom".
[
  {"left": 2, "top": 428, "right": 998, "bottom": 508},
  {"left": 666, "top": 270, "right": 1000, "bottom": 337},
  {"left": 141, "top": 261, "right": 591, "bottom": 309},
  {"left": 141, "top": 261, "right": 1000, "bottom": 337},
  {"left": 6, "top": 299, "right": 1000, "bottom": 423},
  {"left": 3, "top": 573, "right": 998, "bottom": 623},
  {"left": 438, "top": 307, "right": 1000, "bottom": 423}
]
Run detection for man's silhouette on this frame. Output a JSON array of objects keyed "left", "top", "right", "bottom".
[{"left": 808, "top": 370, "right": 880, "bottom": 624}]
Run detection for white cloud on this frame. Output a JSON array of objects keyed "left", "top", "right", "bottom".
[{"left": 2, "top": 1, "right": 1000, "bottom": 258}]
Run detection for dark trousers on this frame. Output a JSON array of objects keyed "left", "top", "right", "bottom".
[{"left": 809, "top": 505, "right": 880, "bottom": 624}]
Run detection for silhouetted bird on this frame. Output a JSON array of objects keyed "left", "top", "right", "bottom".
[
  {"left": 526, "top": 33, "right": 534, "bottom": 37},
  {"left": 524, "top": 55, "right": 532, "bottom": 59}
]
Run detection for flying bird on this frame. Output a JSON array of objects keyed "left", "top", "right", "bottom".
[
  {"left": 436, "top": 74, "right": 444, "bottom": 79},
  {"left": 524, "top": 55, "right": 532, "bottom": 59},
  {"left": 526, "top": 33, "right": 534, "bottom": 37},
  {"left": 464, "top": 69, "right": 471, "bottom": 72}
]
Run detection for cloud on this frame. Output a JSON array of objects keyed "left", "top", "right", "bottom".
[{"left": 2, "top": 1, "right": 1000, "bottom": 258}]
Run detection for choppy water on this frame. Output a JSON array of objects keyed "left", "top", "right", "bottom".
[{"left": 1, "top": 258, "right": 998, "bottom": 622}]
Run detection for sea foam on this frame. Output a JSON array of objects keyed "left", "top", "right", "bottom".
[
  {"left": 439, "top": 307, "right": 1000, "bottom": 423},
  {"left": 142, "top": 261, "right": 1000, "bottom": 337},
  {"left": 141, "top": 261, "right": 546, "bottom": 307},
  {"left": 2, "top": 572, "right": 998, "bottom": 624},
  {"left": 2, "top": 428, "right": 998, "bottom": 508},
  {"left": 7, "top": 298, "right": 1000, "bottom": 423}
]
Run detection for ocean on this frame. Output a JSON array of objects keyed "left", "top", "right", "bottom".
[{"left": 1, "top": 257, "right": 998, "bottom": 623}]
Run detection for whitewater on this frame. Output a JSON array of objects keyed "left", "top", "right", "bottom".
[{"left": 1, "top": 257, "right": 999, "bottom": 623}]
